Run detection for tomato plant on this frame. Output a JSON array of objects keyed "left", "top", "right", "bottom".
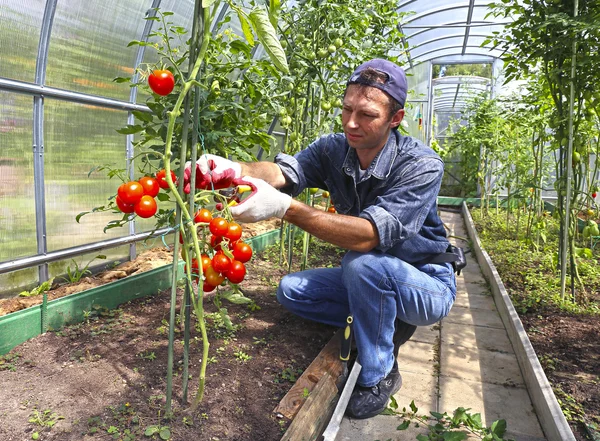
[
  {"left": 225, "top": 222, "right": 243, "bottom": 242},
  {"left": 204, "top": 265, "right": 225, "bottom": 287},
  {"left": 210, "top": 234, "right": 223, "bottom": 250},
  {"left": 202, "top": 282, "right": 217, "bottom": 293},
  {"left": 148, "top": 69, "right": 175, "bottom": 96},
  {"left": 118, "top": 181, "right": 144, "bottom": 204},
  {"left": 226, "top": 260, "right": 246, "bottom": 284},
  {"left": 194, "top": 208, "right": 213, "bottom": 224},
  {"left": 209, "top": 217, "right": 229, "bottom": 236},
  {"left": 138, "top": 176, "right": 160, "bottom": 197},
  {"left": 200, "top": 254, "right": 212, "bottom": 273},
  {"left": 211, "top": 252, "right": 231, "bottom": 274},
  {"left": 156, "top": 169, "right": 176, "bottom": 189},
  {"left": 134, "top": 195, "right": 158, "bottom": 218},
  {"left": 231, "top": 241, "right": 252, "bottom": 263},
  {"left": 115, "top": 195, "right": 135, "bottom": 213}
]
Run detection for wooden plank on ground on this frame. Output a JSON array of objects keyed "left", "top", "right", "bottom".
[
  {"left": 280, "top": 371, "right": 339, "bottom": 441},
  {"left": 274, "top": 330, "right": 343, "bottom": 420}
]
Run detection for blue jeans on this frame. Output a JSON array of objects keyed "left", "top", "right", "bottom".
[{"left": 276, "top": 251, "right": 456, "bottom": 387}]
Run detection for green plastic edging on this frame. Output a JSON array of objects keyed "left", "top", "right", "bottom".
[{"left": 0, "top": 229, "right": 281, "bottom": 355}]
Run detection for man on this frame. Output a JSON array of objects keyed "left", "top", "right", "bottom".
[{"left": 184, "top": 59, "right": 456, "bottom": 419}]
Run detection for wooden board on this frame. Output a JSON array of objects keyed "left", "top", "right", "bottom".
[
  {"left": 274, "top": 330, "right": 344, "bottom": 420},
  {"left": 280, "top": 371, "right": 339, "bottom": 441}
]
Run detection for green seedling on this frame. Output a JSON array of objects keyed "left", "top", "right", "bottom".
[
  {"left": 62, "top": 255, "right": 106, "bottom": 283},
  {"left": 19, "top": 278, "right": 54, "bottom": 297}
]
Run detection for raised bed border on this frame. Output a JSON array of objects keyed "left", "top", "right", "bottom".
[
  {"left": 462, "top": 202, "right": 576, "bottom": 441},
  {"left": 0, "top": 229, "right": 281, "bottom": 356}
]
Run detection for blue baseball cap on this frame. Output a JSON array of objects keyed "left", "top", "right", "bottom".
[{"left": 347, "top": 59, "right": 408, "bottom": 108}]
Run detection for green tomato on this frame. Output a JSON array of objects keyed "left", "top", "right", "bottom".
[
  {"left": 321, "top": 101, "right": 332, "bottom": 111},
  {"left": 306, "top": 51, "right": 316, "bottom": 61},
  {"left": 285, "top": 82, "right": 295, "bottom": 91},
  {"left": 279, "top": 108, "right": 288, "bottom": 118},
  {"left": 309, "top": 188, "right": 319, "bottom": 194},
  {"left": 280, "top": 39, "right": 288, "bottom": 49},
  {"left": 282, "top": 115, "right": 292, "bottom": 125},
  {"left": 296, "top": 34, "right": 305, "bottom": 43},
  {"left": 289, "top": 132, "right": 299, "bottom": 141},
  {"left": 328, "top": 44, "right": 337, "bottom": 54},
  {"left": 334, "top": 38, "right": 344, "bottom": 48},
  {"left": 333, "top": 98, "right": 343, "bottom": 107},
  {"left": 573, "top": 151, "right": 581, "bottom": 164},
  {"left": 318, "top": 48, "right": 329, "bottom": 58}
]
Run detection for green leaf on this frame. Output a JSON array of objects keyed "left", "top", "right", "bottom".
[
  {"left": 116, "top": 124, "right": 144, "bottom": 135},
  {"left": 159, "top": 427, "right": 171, "bottom": 440},
  {"left": 430, "top": 411, "right": 445, "bottom": 420},
  {"left": 409, "top": 400, "right": 418, "bottom": 413},
  {"left": 442, "top": 432, "right": 467, "bottom": 441},
  {"left": 268, "top": 0, "right": 281, "bottom": 27},
  {"left": 144, "top": 425, "right": 159, "bottom": 436},
  {"left": 132, "top": 110, "right": 154, "bottom": 123},
  {"left": 396, "top": 420, "right": 410, "bottom": 430},
  {"left": 221, "top": 290, "right": 252, "bottom": 305},
  {"left": 248, "top": 9, "right": 289, "bottom": 74},
  {"left": 416, "top": 435, "right": 429, "bottom": 441},
  {"left": 156, "top": 193, "right": 171, "bottom": 202},
  {"left": 387, "top": 394, "right": 398, "bottom": 411},
  {"left": 237, "top": 10, "right": 255, "bottom": 47},
  {"left": 113, "top": 76, "right": 131, "bottom": 83},
  {"left": 76, "top": 211, "right": 91, "bottom": 223},
  {"left": 490, "top": 419, "right": 507, "bottom": 437}
]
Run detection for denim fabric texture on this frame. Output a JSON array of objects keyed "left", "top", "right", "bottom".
[{"left": 274, "top": 130, "right": 456, "bottom": 386}]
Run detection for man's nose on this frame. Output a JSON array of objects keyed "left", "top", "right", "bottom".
[{"left": 346, "top": 113, "right": 359, "bottom": 129}]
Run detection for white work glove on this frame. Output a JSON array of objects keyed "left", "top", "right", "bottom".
[
  {"left": 183, "top": 154, "right": 242, "bottom": 193},
  {"left": 229, "top": 176, "right": 292, "bottom": 223}
]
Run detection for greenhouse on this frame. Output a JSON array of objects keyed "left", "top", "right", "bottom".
[{"left": 0, "top": 0, "right": 598, "bottom": 440}]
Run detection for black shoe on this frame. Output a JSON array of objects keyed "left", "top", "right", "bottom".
[{"left": 345, "top": 363, "right": 402, "bottom": 419}]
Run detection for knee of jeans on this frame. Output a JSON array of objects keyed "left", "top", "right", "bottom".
[
  {"left": 341, "top": 250, "right": 371, "bottom": 273},
  {"left": 276, "top": 275, "right": 293, "bottom": 306}
]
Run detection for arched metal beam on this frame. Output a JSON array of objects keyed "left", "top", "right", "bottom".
[{"left": 412, "top": 44, "right": 504, "bottom": 62}]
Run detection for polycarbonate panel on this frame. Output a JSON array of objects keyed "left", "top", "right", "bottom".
[
  {"left": 46, "top": 0, "right": 150, "bottom": 100},
  {"left": 0, "top": 0, "right": 44, "bottom": 82},
  {"left": 0, "top": 267, "right": 37, "bottom": 299},
  {"left": 43, "top": 100, "right": 130, "bottom": 250},
  {"left": 0, "top": 92, "right": 36, "bottom": 262},
  {"left": 47, "top": 246, "right": 131, "bottom": 286},
  {"left": 405, "top": 62, "right": 430, "bottom": 141}
]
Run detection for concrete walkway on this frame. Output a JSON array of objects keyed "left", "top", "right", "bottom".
[{"left": 336, "top": 209, "right": 546, "bottom": 441}]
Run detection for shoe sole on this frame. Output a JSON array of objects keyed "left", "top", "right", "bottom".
[{"left": 346, "top": 375, "right": 403, "bottom": 420}]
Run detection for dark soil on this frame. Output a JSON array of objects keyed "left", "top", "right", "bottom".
[
  {"left": 520, "top": 309, "right": 600, "bottom": 440},
  {"left": 0, "top": 237, "right": 344, "bottom": 441}
]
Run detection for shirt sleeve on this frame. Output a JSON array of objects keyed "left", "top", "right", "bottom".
[
  {"left": 359, "top": 156, "right": 444, "bottom": 251},
  {"left": 274, "top": 137, "right": 330, "bottom": 197}
]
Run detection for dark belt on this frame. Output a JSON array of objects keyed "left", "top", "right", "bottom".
[{"left": 419, "top": 245, "right": 467, "bottom": 275}]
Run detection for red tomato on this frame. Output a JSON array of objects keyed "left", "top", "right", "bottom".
[
  {"left": 194, "top": 208, "right": 213, "bottom": 224},
  {"left": 116, "top": 195, "right": 135, "bottom": 213},
  {"left": 156, "top": 169, "right": 176, "bottom": 189},
  {"left": 134, "top": 195, "right": 158, "bottom": 218},
  {"left": 212, "top": 252, "right": 231, "bottom": 274},
  {"left": 185, "top": 258, "right": 200, "bottom": 280},
  {"left": 232, "top": 241, "right": 252, "bottom": 263},
  {"left": 328, "top": 206, "right": 336, "bottom": 213},
  {"left": 209, "top": 217, "right": 229, "bottom": 236},
  {"left": 225, "top": 222, "right": 243, "bottom": 242},
  {"left": 593, "top": 192, "right": 597, "bottom": 198},
  {"left": 148, "top": 69, "right": 175, "bottom": 96},
  {"left": 200, "top": 254, "right": 212, "bottom": 273},
  {"left": 205, "top": 265, "right": 225, "bottom": 286},
  {"left": 210, "top": 235, "right": 223, "bottom": 250},
  {"left": 138, "top": 176, "right": 160, "bottom": 197},
  {"left": 118, "top": 181, "right": 144, "bottom": 204},
  {"left": 226, "top": 260, "right": 246, "bottom": 284},
  {"left": 202, "top": 282, "right": 217, "bottom": 293}
]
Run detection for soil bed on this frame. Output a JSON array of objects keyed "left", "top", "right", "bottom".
[
  {"left": 0, "top": 235, "right": 344, "bottom": 441},
  {"left": 471, "top": 208, "right": 600, "bottom": 441}
]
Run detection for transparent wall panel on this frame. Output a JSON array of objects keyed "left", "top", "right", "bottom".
[
  {"left": 0, "top": 92, "right": 36, "bottom": 262},
  {"left": 48, "top": 246, "right": 130, "bottom": 285},
  {"left": 44, "top": 100, "right": 130, "bottom": 250},
  {"left": 46, "top": 0, "right": 150, "bottom": 100},
  {"left": 405, "top": 62, "right": 430, "bottom": 142},
  {"left": 0, "top": 267, "right": 37, "bottom": 298},
  {"left": 0, "top": 0, "right": 44, "bottom": 82}
]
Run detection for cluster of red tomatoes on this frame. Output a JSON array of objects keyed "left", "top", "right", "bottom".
[
  {"left": 183, "top": 208, "right": 253, "bottom": 292},
  {"left": 115, "top": 169, "right": 176, "bottom": 218}
]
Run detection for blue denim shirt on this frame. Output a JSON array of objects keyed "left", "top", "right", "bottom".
[{"left": 274, "top": 129, "right": 449, "bottom": 263}]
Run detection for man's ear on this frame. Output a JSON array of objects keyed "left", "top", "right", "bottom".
[{"left": 390, "top": 109, "right": 405, "bottom": 129}]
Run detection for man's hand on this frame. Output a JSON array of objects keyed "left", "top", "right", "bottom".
[
  {"left": 183, "top": 154, "right": 242, "bottom": 193},
  {"left": 229, "top": 176, "right": 292, "bottom": 223}
]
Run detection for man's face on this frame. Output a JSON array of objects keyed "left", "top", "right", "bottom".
[{"left": 342, "top": 84, "right": 405, "bottom": 152}]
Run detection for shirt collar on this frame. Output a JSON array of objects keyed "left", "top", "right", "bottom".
[{"left": 342, "top": 130, "right": 399, "bottom": 180}]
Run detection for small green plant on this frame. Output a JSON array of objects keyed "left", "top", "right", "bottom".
[
  {"left": 144, "top": 424, "right": 171, "bottom": 440},
  {"left": 274, "top": 366, "right": 303, "bottom": 383},
  {"left": 383, "top": 398, "right": 515, "bottom": 441},
  {"left": 182, "top": 416, "right": 193, "bottom": 426},
  {"left": 233, "top": 350, "right": 252, "bottom": 362},
  {"left": 0, "top": 352, "right": 21, "bottom": 371},
  {"left": 302, "top": 387, "right": 310, "bottom": 398},
  {"left": 138, "top": 351, "right": 157, "bottom": 361},
  {"left": 62, "top": 255, "right": 106, "bottom": 283},
  {"left": 28, "top": 408, "right": 64, "bottom": 428},
  {"left": 19, "top": 278, "right": 54, "bottom": 297}
]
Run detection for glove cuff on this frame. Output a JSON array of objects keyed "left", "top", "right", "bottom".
[{"left": 274, "top": 193, "right": 292, "bottom": 219}]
